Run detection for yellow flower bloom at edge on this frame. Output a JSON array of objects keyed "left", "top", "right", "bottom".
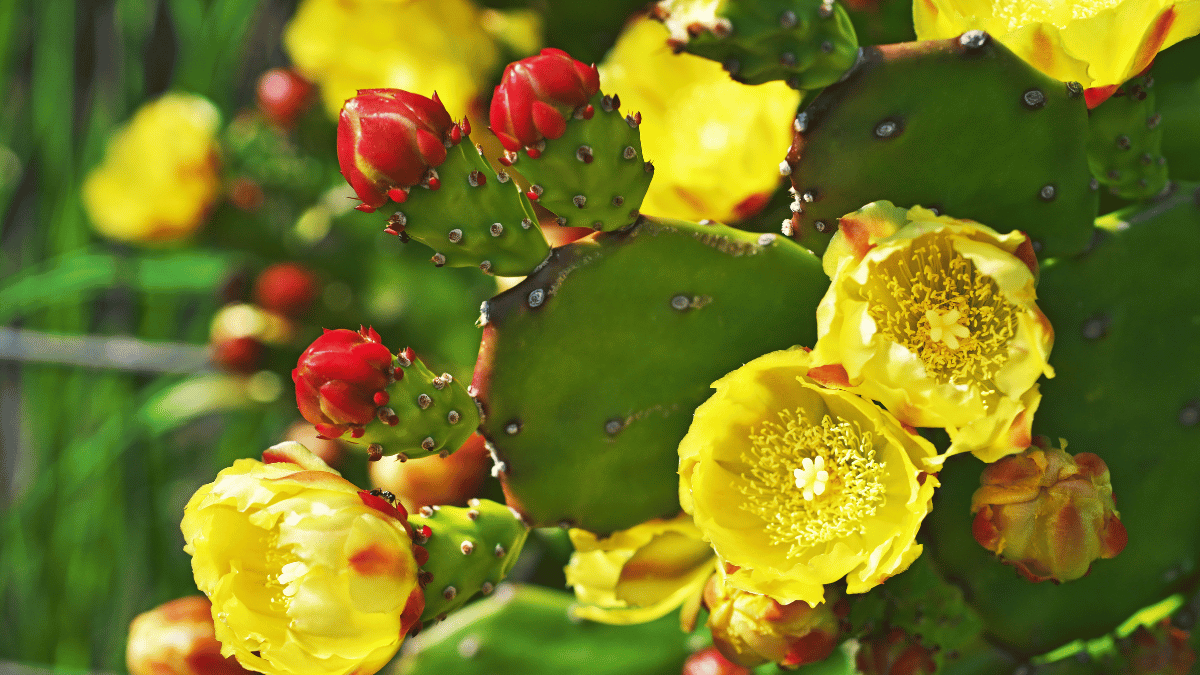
[
  {"left": 914, "top": 0, "right": 1200, "bottom": 99},
  {"left": 565, "top": 514, "right": 716, "bottom": 626},
  {"left": 181, "top": 441, "right": 424, "bottom": 675},
  {"left": 82, "top": 93, "right": 220, "bottom": 244},
  {"left": 678, "top": 348, "right": 939, "bottom": 607},
  {"left": 810, "top": 202, "right": 1054, "bottom": 465}
]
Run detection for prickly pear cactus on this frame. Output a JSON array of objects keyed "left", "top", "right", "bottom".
[
  {"left": 410, "top": 498, "right": 529, "bottom": 624},
  {"left": 473, "top": 217, "right": 827, "bottom": 533},
  {"left": 1086, "top": 73, "right": 1170, "bottom": 200},
  {"left": 784, "top": 32, "right": 1097, "bottom": 257},
  {"left": 925, "top": 184, "right": 1200, "bottom": 653},
  {"left": 653, "top": 0, "right": 859, "bottom": 89}
]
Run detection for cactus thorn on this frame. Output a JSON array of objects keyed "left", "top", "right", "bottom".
[
  {"left": 367, "top": 444, "right": 383, "bottom": 461},
  {"left": 528, "top": 288, "right": 545, "bottom": 308},
  {"left": 418, "top": 393, "right": 433, "bottom": 409},
  {"left": 494, "top": 544, "right": 507, "bottom": 558},
  {"left": 520, "top": 217, "right": 533, "bottom": 229},
  {"left": 814, "top": 219, "right": 833, "bottom": 233},
  {"left": 575, "top": 145, "right": 594, "bottom": 163},
  {"left": 604, "top": 418, "right": 624, "bottom": 435},
  {"left": 1066, "top": 81, "right": 1083, "bottom": 98},
  {"left": 1148, "top": 113, "right": 1163, "bottom": 129},
  {"left": 480, "top": 581, "right": 494, "bottom": 595},
  {"left": 448, "top": 228, "right": 463, "bottom": 243},
  {"left": 781, "top": 52, "right": 797, "bottom": 67},
  {"left": 505, "top": 421, "right": 521, "bottom": 435},
  {"left": 1022, "top": 88, "right": 1047, "bottom": 110},
  {"left": 396, "top": 452, "right": 409, "bottom": 462},
  {"left": 572, "top": 195, "right": 587, "bottom": 208},
  {"left": 1179, "top": 400, "right": 1200, "bottom": 426},
  {"left": 378, "top": 407, "right": 399, "bottom": 426},
  {"left": 820, "top": 40, "right": 834, "bottom": 53},
  {"left": 397, "top": 347, "right": 414, "bottom": 367},
  {"left": 466, "top": 509, "right": 480, "bottom": 520},
  {"left": 781, "top": 219, "right": 795, "bottom": 236},
  {"left": 960, "top": 29, "right": 989, "bottom": 50},
  {"left": 1039, "top": 184, "right": 1057, "bottom": 201},
  {"left": 794, "top": 112, "right": 809, "bottom": 133},
  {"left": 722, "top": 59, "right": 741, "bottom": 76},
  {"left": 443, "top": 586, "right": 457, "bottom": 600},
  {"left": 431, "top": 253, "right": 446, "bottom": 267},
  {"left": 421, "top": 437, "right": 436, "bottom": 451},
  {"left": 460, "top": 540, "right": 475, "bottom": 555},
  {"left": 490, "top": 222, "right": 504, "bottom": 237},
  {"left": 555, "top": 216, "right": 568, "bottom": 226},
  {"left": 611, "top": 195, "right": 625, "bottom": 206},
  {"left": 467, "top": 169, "right": 486, "bottom": 187},
  {"left": 874, "top": 119, "right": 901, "bottom": 138},
  {"left": 818, "top": 1, "right": 835, "bottom": 18},
  {"left": 758, "top": 233, "right": 777, "bottom": 246},
  {"left": 1116, "top": 135, "right": 1132, "bottom": 150},
  {"left": 447, "top": 410, "right": 461, "bottom": 425}
]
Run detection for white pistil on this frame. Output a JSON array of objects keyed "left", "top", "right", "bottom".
[
  {"left": 793, "top": 456, "right": 829, "bottom": 502},
  {"left": 926, "top": 308, "right": 970, "bottom": 350}
]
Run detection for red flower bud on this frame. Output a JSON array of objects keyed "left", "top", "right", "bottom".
[
  {"left": 682, "top": 646, "right": 752, "bottom": 675},
  {"left": 254, "top": 262, "right": 318, "bottom": 318},
  {"left": 855, "top": 628, "right": 937, "bottom": 675},
  {"left": 256, "top": 68, "right": 314, "bottom": 127},
  {"left": 337, "top": 89, "right": 457, "bottom": 213},
  {"left": 292, "top": 327, "right": 394, "bottom": 438},
  {"left": 489, "top": 48, "right": 600, "bottom": 153},
  {"left": 971, "top": 442, "right": 1127, "bottom": 583}
]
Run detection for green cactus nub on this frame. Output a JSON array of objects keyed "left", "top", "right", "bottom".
[
  {"left": 358, "top": 347, "right": 480, "bottom": 460},
  {"left": 499, "top": 92, "right": 653, "bottom": 232},
  {"left": 1087, "top": 73, "right": 1170, "bottom": 200},
  {"left": 410, "top": 498, "right": 529, "bottom": 624},
  {"left": 388, "top": 137, "right": 551, "bottom": 276},
  {"left": 653, "top": 0, "right": 859, "bottom": 89}
]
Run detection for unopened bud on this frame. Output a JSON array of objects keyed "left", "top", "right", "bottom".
[{"left": 703, "top": 575, "right": 838, "bottom": 668}]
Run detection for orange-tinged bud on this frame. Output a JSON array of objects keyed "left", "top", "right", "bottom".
[
  {"left": 703, "top": 575, "right": 839, "bottom": 668},
  {"left": 971, "top": 440, "right": 1127, "bottom": 583},
  {"left": 855, "top": 628, "right": 937, "bottom": 675},
  {"left": 126, "top": 596, "right": 253, "bottom": 675},
  {"left": 256, "top": 68, "right": 314, "bottom": 127},
  {"left": 1119, "top": 619, "right": 1196, "bottom": 675},
  {"left": 254, "top": 263, "right": 318, "bottom": 318}
]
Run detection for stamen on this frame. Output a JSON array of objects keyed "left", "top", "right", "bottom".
[
  {"left": 739, "top": 410, "right": 886, "bottom": 559},
  {"left": 866, "top": 237, "right": 1017, "bottom": 387}
]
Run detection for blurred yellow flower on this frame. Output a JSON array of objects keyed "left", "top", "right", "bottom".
[
  {"left": 181, "top": 441, "right": 425, "bottom": 675},
  {"left": 82, "top": 93, "right": 220, "bottom": 244},
  {"left": 914, "top": 0, "right": 1200, "bottom": 99},
  {"left": 678, "top": 348, "right": 938, "bottom": 607},
  {"left": 126, "top": 596, "right": 252, "bottom": 675},
  {"left": 810, "top": 202, "right": 1053, "bottom": 464},
  {"left": 599, "top": 17, "right": 800, "bottom": 223},
  {"left": 565, "top": 514, "right": 715, "bottom": 625},
  {"left": 285, "top": 0, "right": 500, "bottom": 120}
]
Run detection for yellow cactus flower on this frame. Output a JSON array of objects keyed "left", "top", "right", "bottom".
[
  {"left": 181, "top": 441, "right": 425, "bottom": 675},
  {"left": 285, "top": 0, "right": 500, "bottom": 120},
  {"left": 809, "top": 202, "right": 1054, "bottom": 465},
  {"left": 565, "top": 514, "right": 716, "bottom": 625},
  {"left": 914, "top": 0, "right": 1200, "bottom": 101},
  {"left": 599, "top": 17, "right": 800, "bottom": 223},
  {"left": 82, "top": 93, "right": 220, "bottom": 244},
  {"left": 678, "top": 348, "right": 939, "bottom": 607}
]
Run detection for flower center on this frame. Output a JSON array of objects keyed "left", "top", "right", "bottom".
[
  {"left": 866, "top": 237, "right": 1017, "bottom": 387},
  {"left": 738, "top": 410, "right": 886, "bottom": 559}
]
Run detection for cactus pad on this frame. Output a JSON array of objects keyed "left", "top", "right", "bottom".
[
  {"left": 395, "top": 584, "right": 694, "bottom": 675},
  {"left": 359, "top": 348, "right": 480, "bottom": 460},
  {"left": 784, "top": 32, "right": 1097, "bottom": 258},
  {"left": 924, "top": 183, "right": 1200, "bottom": 654},
  {"left": 1087, "top": 73, "right": 1170, "bottom": 200},
  {"left": 388, "top": 138, "right": 551, "bottom": 276},
  {"left": 410, "top": 498, "right": 529, "bottom": 624},
  {"left": 501, "top": 93, "right": 653, "bottom": 232},
  {"left": 472, "top": 217, "right": 828, "bottom": 534},
  {"left": 653, "top": 0, "right": 859, "bottom": 89}
]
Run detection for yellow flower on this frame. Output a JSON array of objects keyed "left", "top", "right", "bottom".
[
  {"left": 565, "top": 514, "right": 715, "bottom": 625},
  {"left": 913, "top": 0, "right": 1200, "bottom": 98},
  {"left": 284, "top": 0, "right": 500, "bottom": 120},
  {"left": 181, "top": 441, "right": 425, "bottom": 675},
  {"left": 809, "top": 202, "right": 1054, "bottom": 465},
  {"left": 598, "top": 17, "right": 800, "bottom": 223},
  {"left": 82, "top": 93, "right": 220, "bottom": 244},
  {"left": 678, "top": 348, "right": 939, "bottom": 607}
]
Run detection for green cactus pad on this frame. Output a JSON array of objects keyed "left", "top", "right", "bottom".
[
  {"left": 410, "top": 498, "right": 528, "bottom": 624},
  {"left": 1087, "top": 73, "right": 1169, "bottom": 200},
  {"left": 924, "top": 183, "right": 1200, "bottom": 655},
  {"left": 502, "top": 92, "right": 652, "bottom": 232},
  {"left": 394, "top": 584, "right": 695, "bottom": 675},
  {"left": 653, "top": 0, "right": 858, "bottom": 89},
  {"left": 784, "top": 32, "right": 1097, "bottom": 258},
  {"left": 472, "top": 217, "right": 828, "bottom": 534},
  {"left": 389, "top": 138, "right": 551, "bottom": 276},
  {"left": 358, "top": 348, "right": 480, "bottom": 460}
]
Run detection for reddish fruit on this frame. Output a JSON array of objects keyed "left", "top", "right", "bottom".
[
  {"left": 337, "top": 89, "right": 458, "bottom": 212},
  {"left": 489, "top": 48, "right": 601, "bottom": 153},
  {"left": 256, "top": 68, "right": 315, "bottom": 126},
  {"left": 369, "top": 434, "right": 490, "bottom": 513},
  {"left": 682, "top": 647, "right": 752, "bottom": 675},
  {"left": 254, "top": 263, "right": 318, "bottom": 318},
  {"left": 292, "top": 327, "right": 394, "bottom": 438},
  {"left": 212, "top": 336, "right": 264, "bottom": 374}
]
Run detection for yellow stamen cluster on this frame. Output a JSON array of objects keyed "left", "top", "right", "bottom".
[
  {"left": 739, "top": 411, "right": 886, "bottom": 559},
  {"left": 866, "top": 237, "right": 1017, "bottom": 386}
]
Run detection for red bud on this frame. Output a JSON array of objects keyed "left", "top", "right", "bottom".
[
  {"left": 489, "top": 48, "right": 601, "bottom": 153},
  {"left": 292, "top": 327, "right": 394, "bottom": 438}
]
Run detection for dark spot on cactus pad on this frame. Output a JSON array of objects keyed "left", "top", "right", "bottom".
[
  {"left": 1116, "top": 135, "right": 1132, "bottom": 150},
  {"left": 527, "top": 288, "right": 545, "bottom": 308},
  {"left": 604, "top": 418, "right": 625, "bottom": 435},
  {"left": 431, "top": 253, "right": 446, "bottom": 267},
  {"left": 504, "top": 421, "right": 521, "bottom": 435},
  {"left": 448, "top": 228, "right": 463, "bottom": 243},
  {"left": 1022, "top": 88, "right": 1047, "bottom": 110},
  {"left": 1147, "top": 113, "right": 1162, "bottom": 129},
  {"left": 814, "top": 219, "right": 835, "bottom": 233},
  {"left": 873, "top": 117, "right": 903, "bottom": 139},
  {"left": 670, "top": 295, "right": 690, "bottom": 311},
  {"left": 1039, "top": 184, "right": 1057, "bottom": 201},
  {"left": 1081, "top": 313, "right": 1110, "bottom": 340},
  {"left": 780, "top": 9, "right": 798, "bottom": 27},
  {"left": 489, "top": 223, "right": 504, "bottom": 237},
  {"left": 1179, "top": 400, "right": 1200, "bottom": 427},
  {"left": 781, "top": 52, "right": 797, "bottom": 67},
  {"left": 1066, "top": 81, "right": 1083, "bottom": 98},
  {"left": 1090, "top": 178, "right": 1100, "bottom": 191},
  {"left": 820, "top": 41, "right": 834, "bottom": 54}
]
